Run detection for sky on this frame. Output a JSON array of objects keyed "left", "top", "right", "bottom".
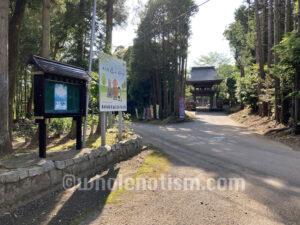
[{"left": 112, "top": 0, "right": 244, "bottom": 69}]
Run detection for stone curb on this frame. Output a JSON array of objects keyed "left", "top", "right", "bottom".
[{"left": 0, "top": 136, "right": 143, "bottom": 205}]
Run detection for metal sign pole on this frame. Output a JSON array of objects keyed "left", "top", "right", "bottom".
[
  {"left": 101, "top": 112, "right": 106, "bottom": 146},
  {"left": 118, "top": 111, "right": 122, "bottom": 141},
  {"left": 83, "top": 0, "right": 97, "bottom": 147}
]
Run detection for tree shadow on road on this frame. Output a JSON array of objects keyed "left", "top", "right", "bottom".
[{"left": 134, "top": 114, "right": 300, "bottom": 224}]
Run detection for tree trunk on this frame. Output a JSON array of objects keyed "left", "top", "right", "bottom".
[
  {"left": 266, "top": 0, "right": 273, "bottom": 117},
  {"left": 105, "top": 0, "right": 114, "bottom": 54},
  {"left": 267, "top": 0, "right": 273, "bottom": 70},
  {"left": 162, "top": 31, "right": 168, "bottom": 118},
  {"left": 68, "top": 119, "right": 77, "bottom": 139},
  {"left": 173, "top": 27, "right": 179, "bottom": 117},
  {"left": 90, "top": 105, "right": 95, "bottom": 135},
  {"left": 75, "top": 0, "right": 85, "bottom": 67},
  {"left": 261, "top": 0, "right": 267, "bottom": 65},
  {"left": 295, "top": 1, "right": 300, "bottom": 133},
  {"left": 281, "top": 0, "right": 292, "bottom": 124},
  {"left": 285, "top": 0, "right": 292, "bottom": 34},
  {"left": 0, "top": 0, "right": 12, "bottom": 154},
  {"left": 255, "top": 0, "right": 265, "bottom": 116},
  {"left": 95, "top": 114, "right": 102, "bottom": 135},
  {"left": 156, "top": 69, "right": 162, "bottom": 116},
  {"left": 42, "top": 0, "right": 51, "bottom": 58},
  {"left": 8, "top": 0, "right": 27, "bottom": 139},
  {"left": 26, "top": 76, "right": 34, "bottom": 118},
  {"left": 274, "top": 0, "right": 281, "bottom": 123}
]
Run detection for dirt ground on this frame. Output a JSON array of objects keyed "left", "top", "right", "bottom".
[{"left": 230, "top": 109, "right": 300, "bottom": 151}]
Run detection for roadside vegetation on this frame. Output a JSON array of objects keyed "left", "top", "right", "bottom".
[{"left": 223, "top": 0, "right": 300, "bottom": 134}]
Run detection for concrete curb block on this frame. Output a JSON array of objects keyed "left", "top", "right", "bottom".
[{"left": 0, "top": 136, "right": 143, "bottom": 205}]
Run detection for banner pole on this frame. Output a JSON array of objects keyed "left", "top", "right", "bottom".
[{"left": 83, "top": 0, "right": 97, "bottom": 147}]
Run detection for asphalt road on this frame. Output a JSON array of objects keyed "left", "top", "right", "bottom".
[{"left": 130, "top": 112, "right": 300, "bottom": 225}]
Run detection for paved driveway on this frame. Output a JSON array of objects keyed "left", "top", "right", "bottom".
[{"left": 128, "top": 112, "right": 300, "bottom": 225}]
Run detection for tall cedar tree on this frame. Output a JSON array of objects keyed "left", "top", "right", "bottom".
[
  {"left": 295, "top": 0, "right": 300, "bottom": 133},
  {"left": 8, "top": 0, "right": 27, "bottom": 139},
  {"left": 0, "top": 0, "right": 12, "bottom": 154}
]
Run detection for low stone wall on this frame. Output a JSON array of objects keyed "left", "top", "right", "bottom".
[{"left": 0, "top": 136, "right": 143, "bottom": 206}]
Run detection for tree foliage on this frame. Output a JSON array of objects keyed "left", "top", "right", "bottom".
[{"left": 225, "top": 0, "right": 300, "bottom": 130}]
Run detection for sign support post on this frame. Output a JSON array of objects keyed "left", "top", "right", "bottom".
[
  {"left": 101, "top": 112, "right": 106, "bottom": 146},
  {"left": 118, "top": 111, "right": 122, "bottom": 141},
  {"left": 76, "top": 117, "right": 82, "bottom": 150},
  {"left": 39, "top": 119, "right": 47, "bottom": 158}
]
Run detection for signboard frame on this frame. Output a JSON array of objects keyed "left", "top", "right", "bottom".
[
  {"left": 34, "top": 74, "right": 87, "bottom": 119},
  {"left": 29, "top": 55, "right": 89, "bottom": 158}
]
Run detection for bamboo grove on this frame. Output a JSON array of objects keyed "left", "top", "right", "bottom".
[{"left": 224, "top": 0, "right": 300, "bottom": 133}]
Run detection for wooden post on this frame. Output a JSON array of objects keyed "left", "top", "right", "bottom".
[
  {"left": 39, "top": 119, "right": 47, "bottom": 158},
  {"left": 76, "top": 117, "right": 82, "bottom": 150}
]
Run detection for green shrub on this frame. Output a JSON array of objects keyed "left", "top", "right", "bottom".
[{"left": 49, "top": 118, "right": 72, "bottom": 136}]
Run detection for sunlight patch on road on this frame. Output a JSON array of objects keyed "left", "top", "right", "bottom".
[
  {"left": 262, "top": 178, "right": 286, "bottom": 189},
  {"left": 179, "top": 128, "right": 192, "bottom": 132}
]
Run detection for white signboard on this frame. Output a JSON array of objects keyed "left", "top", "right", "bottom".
[{"left": 99, "top": 52, "right": 127, "bottom": 112}]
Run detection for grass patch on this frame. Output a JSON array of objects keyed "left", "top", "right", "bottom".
[
  {"left": 48, "top": 140, "right": 76, "bottom": 151},
  {"left": 106, "top": 145, "right": 169, "bottom": 204},
  {"left": 135, "top": 146, "right": 169, "bottom": 178}
]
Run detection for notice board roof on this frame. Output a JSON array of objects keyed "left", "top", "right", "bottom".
[
  {"left": 28, "top": 55, "right": 90, "bottom": 81},
  {"left": 186, "top": 66, "right": 222, "bottom": 84}
]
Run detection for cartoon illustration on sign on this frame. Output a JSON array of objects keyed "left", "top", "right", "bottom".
[
  {"left": 107, "top": 78, "right": 113, "bottom": 98},
  {"left": 113, "top": 79, "right": 119, "bottom": 100}
]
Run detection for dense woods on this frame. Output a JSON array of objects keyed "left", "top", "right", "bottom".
[
  {"left": 224, "top": 0, "right": 300, "bottom": 133},
  {"left": 125, "top": 0, "right": 198, "bottom": 118}
]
